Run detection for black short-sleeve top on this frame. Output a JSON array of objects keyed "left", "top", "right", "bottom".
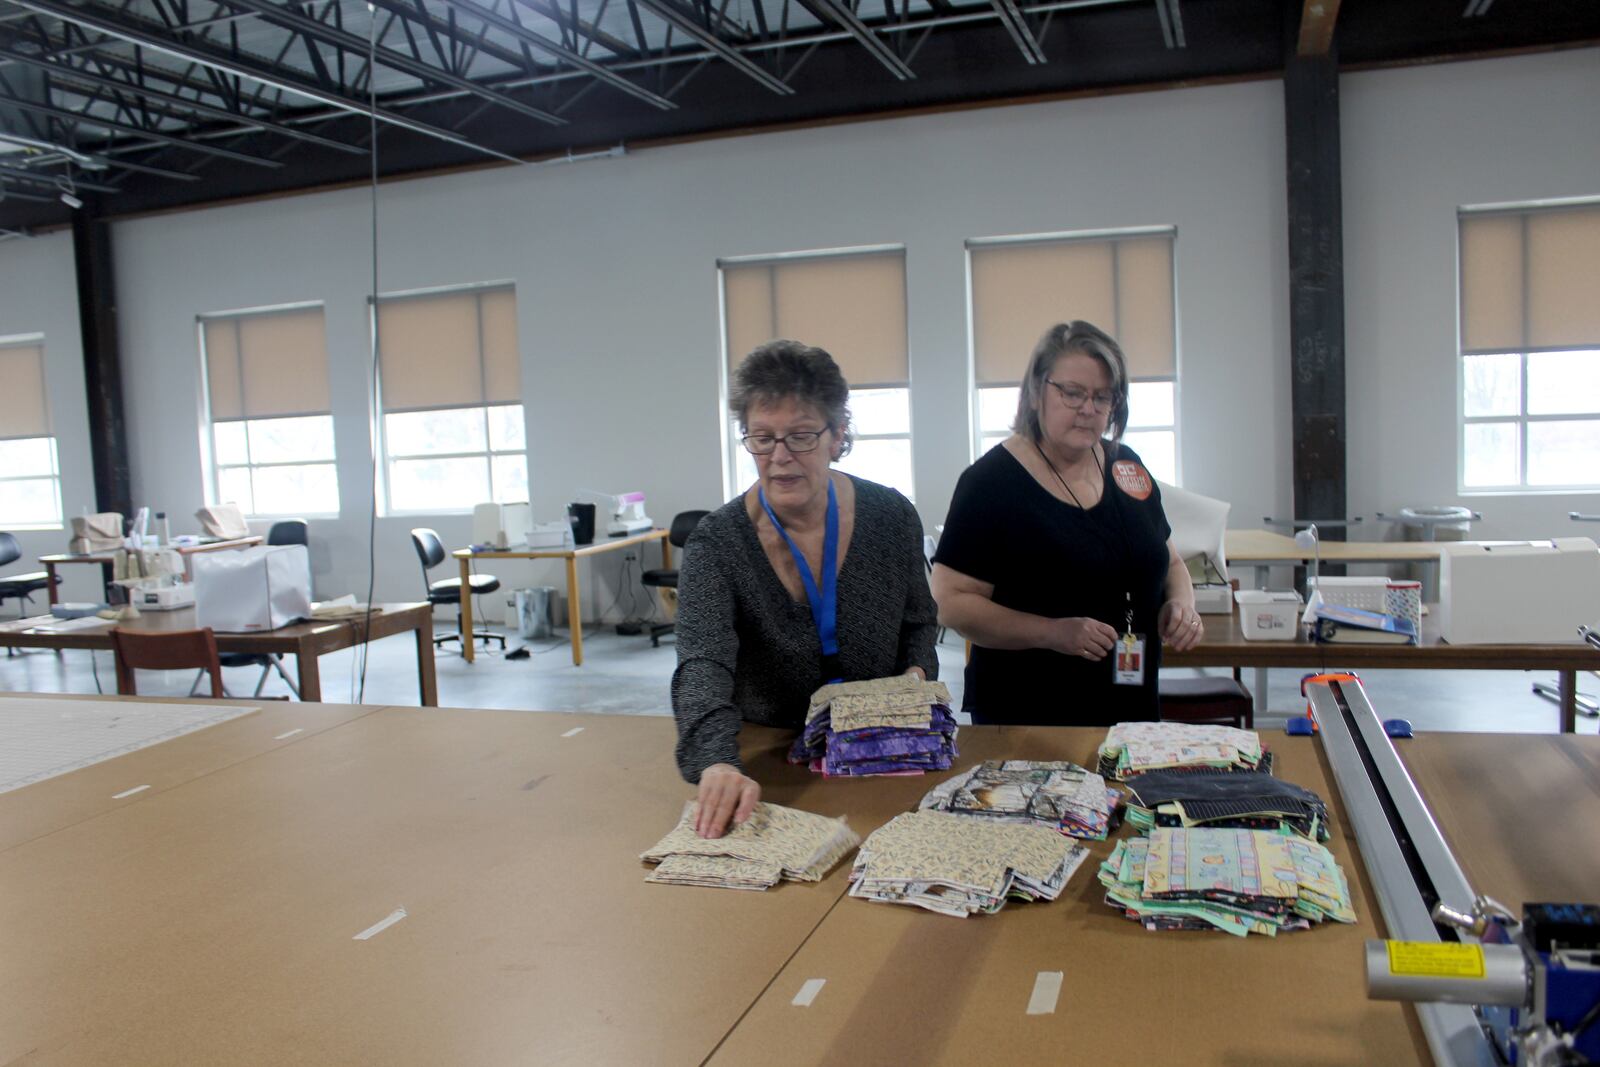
[{"left": 934, "top": 440, "right": 1172, "bottom": 725}]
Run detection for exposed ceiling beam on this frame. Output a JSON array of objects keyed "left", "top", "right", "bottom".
[
  {"left": 0, "top": 158, "right": 118, "bottom": 191},
  {"left": 630, "top": 0, "right": 795, "bottom": 94},
  {"left": 0, "top": 45, "right": 365, "bottom": 155},
  {"left": 1154, "top": 0, "right": 1184, "bottom": 48},
  {"left": 990, "top": 0, "right": 1046, "bottom": 63},
  {"left": 795, "top": 0, "right": 915, "bottom": 79},
  {"left": 370, "top": 0, "right": 676, "bottom": 110},
  {"left": 0, "top": 181, "right": 54, "bottom": 201},
  {"left": 3, "top": 0, "right": 524, "bottom": 163},
  {"left": 218, "top": 0, "right": 566, "bottom": 126},
  {"left": 0, "top": 91, "right": 286, "bottom": 167},
  {"left": 1296, "top": 0, "right": 1340, "bottom": 55}
]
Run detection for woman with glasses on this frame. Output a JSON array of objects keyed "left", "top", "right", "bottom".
[
  {"left": 672, "top": 339, "right": 939, "bottom": 838},
  {"left": 931, "top": 321, "right": 1201, "bottom": 726}
]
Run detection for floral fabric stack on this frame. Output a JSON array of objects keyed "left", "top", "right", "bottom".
[
  {"left": 788, "top": 676, "right": 958, "bottom": 776},
  {"left": 641, "top": 801, "right": 860, "bottom": 890},
  {"left": 1097, "top": 827, "right": 1356, "bottom": 936},
  {"left": 1096, "top": 721, "right": 1269, "bottom": 781},
  {"left": 849, "top": 810, "right": 1089, "bottom": 917},
  {"left": 918, "top": 760, "right": 1121, "bottom": 840}
]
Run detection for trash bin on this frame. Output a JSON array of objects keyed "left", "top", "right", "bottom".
[
  {"left": 1389, "top": 506, "right": 1476, "bottom": 598},
  {"left": 513, "top": 587, "right": 556, "bottom": 639}
]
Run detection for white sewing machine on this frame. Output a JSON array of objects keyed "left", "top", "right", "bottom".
[
  {"left": 1438, "top": 537, "right": 1600, "bottom": 644},
  {"left": 606, "top": 491, "right": 653, "bottom": 536}
]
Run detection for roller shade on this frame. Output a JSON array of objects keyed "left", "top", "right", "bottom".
[
  {"left": 722, "top": 250, "right": 908, "bottom": 388},
  {"left": 0, "top": 342, "right": 50, "bottom": 440},
  {"left": 1461, "top": 204, "right": 1600, "bottom": 353},
  {"left": 969, "top": 232, "right": 1175, "bottom": 385},
  {"left": 203, "top": 306, "right": 331, "bottom": 421},
  {"left": 377, "top": 286, "right": 522, "bottom": 412}
]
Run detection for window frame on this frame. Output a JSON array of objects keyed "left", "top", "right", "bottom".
[
  {"left": 0, "top": 335, "right": 64, "bottom": 530},
  {"left": 371, "top": 281, "right": 526, "bottom": 517},
  {"left": 716, "top": 246, "right": 914, "bottom": 502},
  {"left": 197, "top": 304, "right": 340, "bottom": 519},
  {"left": 965, "top": 227, "right": 1180, "bottom": 482},
  {"left": 1456, "top": 200, "right": 1600, "bottom": 495}
]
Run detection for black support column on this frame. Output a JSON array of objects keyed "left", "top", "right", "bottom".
[
  {"left": 1284, "top": 21, "right": 1346, "bottom": 537},
  {"left": 71, "top": 208, "right": 132, "bottom": 517}
]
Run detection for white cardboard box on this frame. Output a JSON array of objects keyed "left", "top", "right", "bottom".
[{"left": 1437, "top": 537, "right": 1600, "bottom": 644}]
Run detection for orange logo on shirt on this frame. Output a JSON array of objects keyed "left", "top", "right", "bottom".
[{"left": 1112, "top": 460, "right": 1153, "bottom": 500}]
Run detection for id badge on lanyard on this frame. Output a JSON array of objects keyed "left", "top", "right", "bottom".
[
  {"left": 759, "top": 479, "right": 842, "bottom": 685},
  {"left": 1113, "top": 591, "right": 1146, "bottom": 687}
]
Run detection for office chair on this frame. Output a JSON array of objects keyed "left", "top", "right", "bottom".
[
  {"left": 200, "top": 519, "right": 310, "bottom": 698},
  {"left": 113, "top": 627, "right": 227, "bottom": 698},
  {"left": 640, "top": 510, "right": 710, "bottom": 646},
  {"left": 1159, "top": 672, "right": 1255, "bottom": 730},
  {"left": 0, "top": 531, "right": 60, "bottom": 618},
  {"left": 411, "top": 528, "right": 505, "bottom": 652}
]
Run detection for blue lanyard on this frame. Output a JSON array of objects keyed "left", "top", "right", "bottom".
[{"left": 758, "top": 478, "right": 841, "bottom": 684}]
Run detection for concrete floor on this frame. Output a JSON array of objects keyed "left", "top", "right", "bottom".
[{"left": 2, "top": 622, "right": 1595, "bottom": 736}]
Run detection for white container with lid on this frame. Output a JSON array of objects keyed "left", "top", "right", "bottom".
[{"left": 1234, "top": 589, "right": 1302, "bottom": 641}]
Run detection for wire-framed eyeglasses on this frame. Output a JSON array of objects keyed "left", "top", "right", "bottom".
[
  {"left": 742, "top": 428, "right": 830, "bottom": 455},
  {"left": 1044, "top": 379, "right": 1116, "bottom": 412}
]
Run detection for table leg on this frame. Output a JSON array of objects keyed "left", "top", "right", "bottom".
[
  {"left": 45, "top": 561, "right": 60, "bottom": 606},
  {"left": 1561, "top": 669, "right": 1576, "bottom": 734},
  {"left": 661, "top": 534, "right": 673, "bottom": 570},
  {"left": 416, "top": 619, "right": 438, "bottom": 707},
  {"left": 459, "top": 556, "right": 476, "bottom": 665},
  {"left": 100, "top": 561, "right": 115, "bottom": 603},
  {"left": 1254, "top": 667, "right": 1271, "bottom": 715},
  {"left": 567, "top": 557, "right": 583, "bottom": 667},
  {"left": 296, "top": 651, "right": 323, "bottom": 703}
]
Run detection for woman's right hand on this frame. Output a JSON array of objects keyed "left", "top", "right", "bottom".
[
  {"left": 1046, "top": 616, "right": 1119, "bottom": 660},
  {"left": 695, "top": 763, "right": 761, "bottom": 839}
]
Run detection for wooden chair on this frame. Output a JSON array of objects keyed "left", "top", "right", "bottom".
[
  {"left": 111, "top": 627, "right": 226, "bottom": 698},
  {"left": 1159, "top": 578, "right": 1252, "bottom": 729}
]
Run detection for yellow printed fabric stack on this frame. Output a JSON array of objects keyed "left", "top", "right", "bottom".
[
  {"left": 849, "top": 810, "right": 1090, "bottom": 917},
  {"left": 1097, "top": 827, "right": 1356, "bottom": 936},
  {"left": 1096, "top": 721, "right": 1268, "bottom": 781},
  {"left": 641, "top": 801, "right": 860, "bottom": 890}
]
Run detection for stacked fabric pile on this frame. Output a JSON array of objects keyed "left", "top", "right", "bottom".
[
  {"left": 849, "top": 810, "right": 1090, "bottom": 917},
  {"left": 1123, "top": 769, "right": 1332, "bottom": 841},
  {"left": 788, "top": 676, "right": 958, "bottom": 776},
  {"left": 1096, "top": 721, "right": 1270, "bottom": 781},
  {"left": 641, "top": 801, "right": 859, "bottom": 890},
  {"left": 918, "top": 759, "right": 1121, "bottom": 840},
  {"left": 1098, "top": 827, "right": 1356, "bottom": 936}
]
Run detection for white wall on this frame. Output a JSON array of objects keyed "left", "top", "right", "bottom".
[
  {"left": 85, "top": 76, "right": 1292, "bottom": 610},
  {"left": 1343, "top": 47, "right": 1600, "bottom": 539},
  {"left": 0, "top": 231, "right": 103, "bottom": 602}
]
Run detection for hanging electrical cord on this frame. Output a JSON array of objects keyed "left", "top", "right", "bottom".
[{"left": 356, "top": 3, "right": 381, "bottom": 704}]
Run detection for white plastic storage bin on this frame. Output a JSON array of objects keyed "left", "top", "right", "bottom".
[{"left": 1235, "top": 589, "right": 1302, "bottom": 641}]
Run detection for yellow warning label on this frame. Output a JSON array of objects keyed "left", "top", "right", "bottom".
[{"left": 1386, "top": 941, "right": 1486, "bottom": 979}]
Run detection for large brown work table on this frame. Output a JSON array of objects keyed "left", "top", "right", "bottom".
[
  {"left": 1166, "top": 604, "right": 1600, "bottom": 733},
  {"left": 14, "top": 696, "right": 1595, "bottom": 1064},
  {"left": 0, "top": 602, "right": 438, "bottom": 706}
]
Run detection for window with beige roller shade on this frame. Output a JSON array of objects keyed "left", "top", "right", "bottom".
[
  {"left": 969, "top": 231, "right": 1175, "bottom": 385},
  {"left": 377, "top": 286, "right": 522, "bottom": 412},
  {"left": 1461, "top": 204, "right": 1600, "bottom": 353},
  {"left": 201, "top": 306, "right": 331, "bottom": 421},
  {"left": 721, "top": 249, "right": 908, "bottom": 387},
  {"left": 0, "top": 342, "right": 50, "bottom": 440}
]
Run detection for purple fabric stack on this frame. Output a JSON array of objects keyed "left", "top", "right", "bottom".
[{"left": 787, "top": 677, "right": 959, "bottom": 777}]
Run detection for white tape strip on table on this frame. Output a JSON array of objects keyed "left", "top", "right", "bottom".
[
  {"left": 111, "top": 784, "right": 151, "bottom": 799},
  {"left": 791, "top": 978, "right": 826, "bottom": 1007},
  {"left": 353, "top": 907, "right": 407, "bottom": 941},
  {"left": 561, "top": 727, "right": 584, "bottom": 738},
  {"left": 1026, "top": 971, "right": 1063, "bottom": 1015},
  {"left": 274, "top": 728, "right": 305, "bottom": 740}
]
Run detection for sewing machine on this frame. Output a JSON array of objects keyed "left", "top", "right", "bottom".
[{"left": 603, "top": 491, "right": 653, "bottom": 537}]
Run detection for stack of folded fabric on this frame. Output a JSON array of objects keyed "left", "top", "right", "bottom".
[
  {"left": 918, "top": 759, "right": 1121, "bottom": 840},
  {"left": 1096, "top": 721, "right": 1270, "bottom": 781},
  {"left": 788, "top": 676, "right": 959, "bottom": 776},
  {"left": 1098, "top": 827, "right": 1356, "bottom": 936},
  {"left": 640, "top": 801, "right": 860, "bottom": 890},
  {"left": 1122, "top": 768, "right": 1332, "bottom": 841},
  {"left": 849, "top": 810, "right": 1090, "bottom": 917}
]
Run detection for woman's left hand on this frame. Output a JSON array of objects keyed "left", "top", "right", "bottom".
[{"left": 1158, "top": 600, "right": 1205, "bottom": 651}]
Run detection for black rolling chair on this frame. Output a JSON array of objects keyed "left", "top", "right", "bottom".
[
  {"left": 641, "top": 510, "right": 710, "bottom": 647},
  {"left": 411, "top": 528, "right": 505, "bottom": 652},
  {"left": 205, "top": 519, "right": 312, "bottom": 697},
  {"left": 0, "top": 531, "right": 59, "bottom": 618}
]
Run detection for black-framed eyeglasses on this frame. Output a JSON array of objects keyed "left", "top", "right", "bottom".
[
  {"left": 1044, "top": 379, "right": 1116, "bottom": 412},
  {"left": 742, "top": 428, "right": 830, "bottom": 455}
]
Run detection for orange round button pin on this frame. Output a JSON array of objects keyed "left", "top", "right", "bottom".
[{"left": 1111, "top": 459, "right": 1153, "bottom": 500}]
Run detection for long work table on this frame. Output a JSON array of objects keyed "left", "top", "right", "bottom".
[{"left": 2, "top": 693, "right": 1594, "bottom": 1064}]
